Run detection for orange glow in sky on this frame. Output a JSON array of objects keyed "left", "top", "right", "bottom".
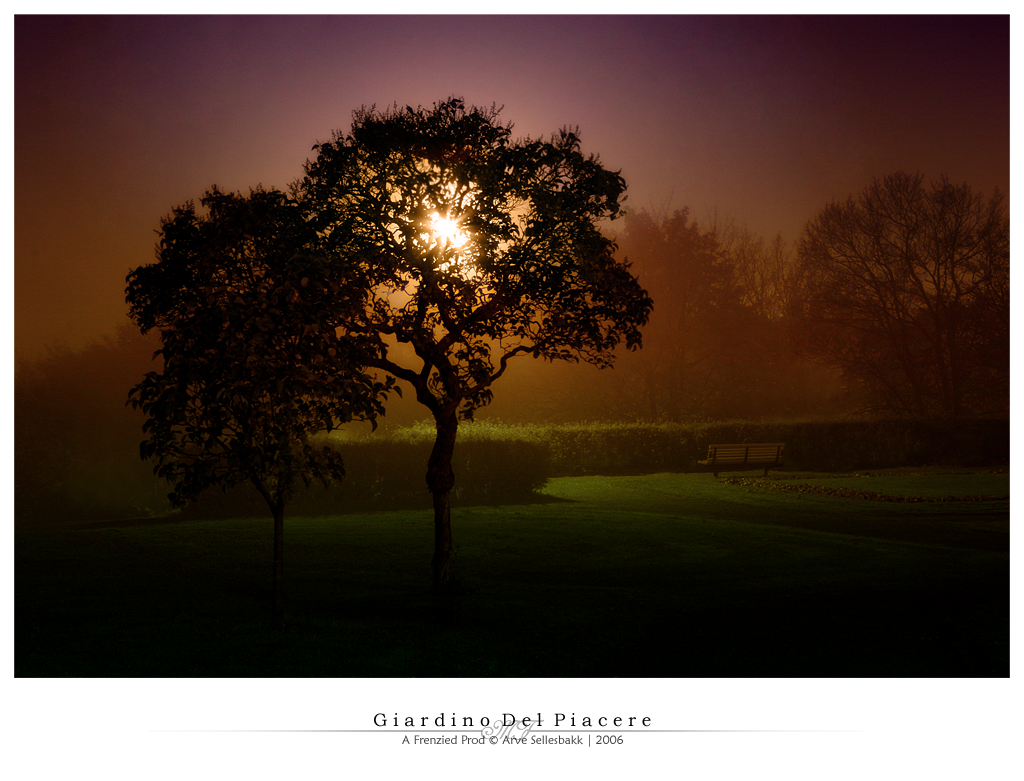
[{"left": 14, "top": 15, "right": 1009, "bottom": 360}]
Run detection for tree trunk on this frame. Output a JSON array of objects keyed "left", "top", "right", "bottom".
[
  {"left": 426, "top": 411, "right": 458, "bottom": 589},
  {"left": 271, "top": 498, "right": 285, "bottom": 630},
  {"left": 252, "top": 479, "right": 287, "bottom": 630}
]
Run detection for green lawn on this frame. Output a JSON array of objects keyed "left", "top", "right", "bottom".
[
  {"left": 15, "top": 469, "right": 1009, "bottom": 677},
  {"left": 770, "top": 469, "right": 1009, "bottom": 500}
]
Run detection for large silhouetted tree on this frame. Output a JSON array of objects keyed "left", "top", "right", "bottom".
[
  {"left": 126, "top": 187, "right": 390, "bottom": 628},
  {"left": 298, "top": 99, "right": 652, "bottom": 587},
  {"left": 792, "top": 172, "right": 1009, "bottom": 416}
]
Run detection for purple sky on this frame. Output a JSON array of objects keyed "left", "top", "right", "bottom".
[{"left": 14, "top": 14, "right": 1009, "bottom": 360}]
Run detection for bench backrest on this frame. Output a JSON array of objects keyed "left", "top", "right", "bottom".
[{"left": 706, "top": 443, "right": 785, "bottom": 464}]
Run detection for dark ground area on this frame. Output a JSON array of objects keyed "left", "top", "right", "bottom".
[{"left": 15, "top": 470, "right": 1009, "bottom": 677}]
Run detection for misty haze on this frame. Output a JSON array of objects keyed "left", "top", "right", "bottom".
[{"left": 14, "top": 15, "right": 1008, "bottom": 680}]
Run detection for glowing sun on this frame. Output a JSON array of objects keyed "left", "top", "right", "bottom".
[{"left": 428, "top": 212, "right": 469, "bottom": 248}]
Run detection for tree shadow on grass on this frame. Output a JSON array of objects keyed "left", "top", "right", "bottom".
[{"left": 75, "top": 488, "right": 573, "bottom": 529}]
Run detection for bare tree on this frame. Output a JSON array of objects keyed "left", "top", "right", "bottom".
[
  {"left": 729, "top": 230, "right": 793, "bottom": 321},
  {"left": 792, "top": 172, "right": 1009, "bottom": 416}
]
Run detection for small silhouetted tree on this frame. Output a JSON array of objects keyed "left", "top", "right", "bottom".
[
  {"left": 792, "top": 172, "right": 1009, "bottom": 416},
  {"left": 126, "top": 187, "right": 390, "bottom": 628},
  {"left": 298, "top": 99, "right": 652, "bottom": 587}
]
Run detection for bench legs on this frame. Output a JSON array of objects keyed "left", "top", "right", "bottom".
[{"left": 710, "top": 466, "right": 776, "bottom": 478}]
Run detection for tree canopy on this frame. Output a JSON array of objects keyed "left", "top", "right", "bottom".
[
  {"left": 298, "top": 98, "right": 653, "bottom": 585},
  {"left": 300, "top": 99, "right": 651, "bottom": 418}
]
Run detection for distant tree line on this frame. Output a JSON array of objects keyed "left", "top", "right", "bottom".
[{"left": 538, "top": 172, "right": 1008, "bottom": 422}]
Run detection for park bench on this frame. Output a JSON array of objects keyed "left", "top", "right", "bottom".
[{"left": 698, "top": 443, "right": 786, "bottom": 477}]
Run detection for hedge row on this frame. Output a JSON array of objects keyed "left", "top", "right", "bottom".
[
  {"left": 19, "top": 417, "right": 1006, "bottom": 522},
  {"left": 178, "top": 423, "right": 551, "bottom": 518},
  {"left": 680, "top": 418, "right": 1009, "bottom": 473},
  {"left": 178, "top": 417, "right": 1008, "bottom": 518}
]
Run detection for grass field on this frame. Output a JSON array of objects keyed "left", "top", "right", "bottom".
[{"left": 15, "top": 468, "right": 1008, "bottom": 677}]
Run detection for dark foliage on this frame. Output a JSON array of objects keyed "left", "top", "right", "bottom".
[{"left": 126, "top": 187, "right": 389, "bottom": 511}]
